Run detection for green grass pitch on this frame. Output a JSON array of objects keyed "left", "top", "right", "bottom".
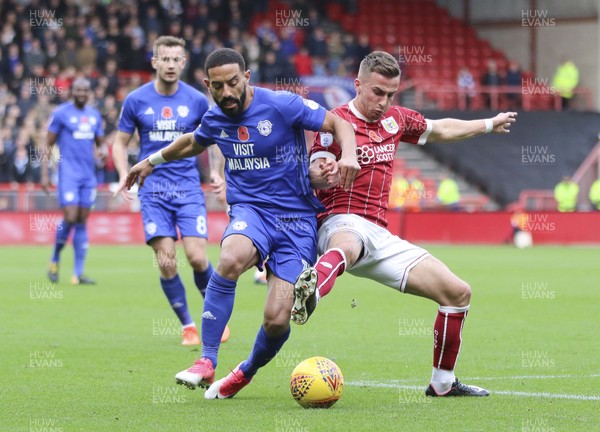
[{"left": 2, "top": 244, "right": 599, "bottom": 431}]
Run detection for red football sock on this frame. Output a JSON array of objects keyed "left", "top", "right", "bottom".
[
  {"left": 316, "top": 248, "right": 346, "bottom": 298},
  {"left": 432, "top": 305, "right": 469, "bottom": 371}
]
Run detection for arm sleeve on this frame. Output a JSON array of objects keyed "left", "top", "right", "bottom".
[
  {"left": 397, "top": 107, "right": 431, "bottom": 145},
  {"left": 47, "top": 109, "right": 62, "bottom": 135},
  {"left": 192, "top": 117, "right": 214, "bottom": 148},
  {"left": 117, "top": 95, "right": 137, "bottom": 134},
  {"left": 278, "top": 91, "right": 327, "bottom": 132},
  {"left": 310, "top": 131, "right": 341, "bottom": 163}
]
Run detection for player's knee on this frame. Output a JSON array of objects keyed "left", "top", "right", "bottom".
[
  {"left": 187, "top": 254, "right": 208, "bottom": 272},
  {"left": 451, "top": 280, "right": 471, "bottom": 306},
  {"left": 262, "top": 319, "right": 289, "bottom": 338},
  {"left": 216, "top": 250, "right": 246, "bottom": 279},
  {"left": 157, "top": 260, "right": 177, "bottom": 278},
  {"left": 64, "top": 214, "right": 77, "bottom": 224}
]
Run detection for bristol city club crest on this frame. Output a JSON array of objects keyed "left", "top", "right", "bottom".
[{"left": 381, "top": 116, "right": 399, "bottom": 134}]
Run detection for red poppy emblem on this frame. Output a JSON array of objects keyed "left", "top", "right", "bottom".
[
  {"left": 368, "top": 130, "right": 383, "bottom": 143},
  {"left": 162, "top": 107, "right": 173, "bottom": 119},
  {"left": 237, "top": 126, "right": 249, "bottom": 142}
]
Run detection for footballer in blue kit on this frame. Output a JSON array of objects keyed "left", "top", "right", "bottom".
[
  {"left": 122, "top": 48, "right": 360, "bottom": 399},
  {"left": 42, "top": 77, "right": 104, "bottom": 285},
  {"left": 113, "top": 36, "right": 227, "bottom": 346}
]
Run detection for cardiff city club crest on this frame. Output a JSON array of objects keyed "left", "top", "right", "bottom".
[
  {"left": 177, "top": 105, "right": 189, "bottom": 118},
  {"left": 257, "top": 120, "right": 272, "bottom": 136}
]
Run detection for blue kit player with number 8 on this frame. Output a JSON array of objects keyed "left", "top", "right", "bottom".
[{"left": 113, "top": 36, "right": 229, "bottom": 346}]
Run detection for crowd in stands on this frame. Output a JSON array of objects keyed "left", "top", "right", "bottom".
[{"left": 0, "top": 0, "right": 367, "bottom": 185}]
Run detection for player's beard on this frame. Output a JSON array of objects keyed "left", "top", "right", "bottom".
[
  {"left": 217, "top": 86, "right": 247, "bottom": 117},
  {"left": 73, "top": 95, "right": 88, "bottom": 108}
]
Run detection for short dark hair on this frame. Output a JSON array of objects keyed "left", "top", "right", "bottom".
[
  {"left": 204, "top": 48, "right": 246, "bottom": 77},
  {"left": 358, "top": 51, "right": 401, "bottom": 79}
]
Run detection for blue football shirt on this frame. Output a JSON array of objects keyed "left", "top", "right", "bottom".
[
  {"left": 47, "top": 102, "right": 104, "bottom": 181},
  {"left": 193, "top": 87, "right": 326, "bottom": 215},
  {"left": 118, "top": 81, "right": 209, "bottom": 195}
]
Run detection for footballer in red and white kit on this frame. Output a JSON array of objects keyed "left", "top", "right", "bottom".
[
  {"left": 291, "top": 51, "right": 517, "bottom": 398},
  {"left": 311, "top": 102, "right": 432, "bottom": 290}
]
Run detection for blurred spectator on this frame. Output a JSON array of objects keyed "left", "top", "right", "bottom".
[
  {"left": 343, "top": 33, "right": 359, "bottom": 73},
  {"left": 481, "top": 59, "right": 503, "bottom": 109},
  {"left": 11, "top": 130, "right": 36, "bottom": 183},
  {"left": 260, "top": 50, "right": 285, "bottom": 84},
  {"left": 279, "top": 27, "right": 298, "bottom": 59},
  {"left": 44, "top": 40, "right": 60, "bottom": 68},
  {"left": 404, "top": 175, "right": 425, "bottom": 212},
  {"left": 23, "top": 38, "right": 46, "bottom": 73},
  {"left": 437, "top": 175, "right": 461, "bottom": 211},
  {"left": 144, "top": 6, "right": 164, "bottom": 35},
  {"left": 127, "top": 35, "right": 148, "bottom": 70},
  {"left": 187, "top": 34, "right": 206, "bottom": 77},
  {"left": 3, "top": 43, "right": 22, "bottom": 78},
  {"left": 355, "top": 34, "right": 372, "bottom": 64},
  {"left": 7, "top": 62, "right": 26, "bottom": 97},
  {"left": 389, "top": 170, "right": 408, "bottom": 210},
  {"left": 58, "top": 38, "right": 79, "bottom": 70},
  {"left": 242, "top": 32, "right": 261, "bottom": 77},
  {"left": 551, "top": 59, "right": 579, "bottom": 110},
  {"left": 554, "top": 175, "right": 579, "bottom": 212},
  {"left": 77, "top": 36, "right": 98, "bottom": 70},
  {"left": 293, "top": 47, "right": 313, "bottom": 77},
  {"left": 306, "top": 27, "right": 328, "bottom": 59},
  {"left": 0, "top": 127, "right": 14, "bottom": 182},
  {"left": 457, "top": 67, "right": 476, "bottom": 110},
  {"left": 505, "top": 61, "right": 522, "bottom": 110},
  {"left": 589, "top": 178, "right": 600, "bottom": 211},
  {"left": 326, "top": 31, "right": 345, "bottom": 75}
]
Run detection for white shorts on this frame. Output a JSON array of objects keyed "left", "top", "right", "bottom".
[{"left": 317, "top": 214, "right": 430, "bottom": 292}]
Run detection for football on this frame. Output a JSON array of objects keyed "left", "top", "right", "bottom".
[{"left": 290, "top": 356, "right": 344, "bottom": 408}]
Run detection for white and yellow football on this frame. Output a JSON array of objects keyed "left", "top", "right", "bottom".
[{"left": 290, "top": 356, "right": 344, "bottom": 408}]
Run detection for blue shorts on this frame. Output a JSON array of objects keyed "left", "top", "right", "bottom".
[
  {"left": 223, "top": 204, "right": 317, "bottom": 284},
  {"left": 140, "top": 190, "right": 208, "bottom": 244},
  {"left": 58, "top": 176, "right": 96, "bottom": 208}
]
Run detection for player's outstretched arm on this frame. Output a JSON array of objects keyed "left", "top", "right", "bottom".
[
  {"left": 153, "top": 132, "right": 206, "bottom": 162},
  {"left": 120, "top": 132, "right": 206, "bottom": 192},
  {"left": 429, "top": 112, "right": 518, "bottom": 143},
  {"left": 320, "top": 111, "right": 360, "bottom": 190}
]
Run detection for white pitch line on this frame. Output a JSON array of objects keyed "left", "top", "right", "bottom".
[
  {"left": 366, "top": 374, "right": 600, "bottom": 384},
  {"left": 347, "top": 381, "right": 600, "bottom": 401}
]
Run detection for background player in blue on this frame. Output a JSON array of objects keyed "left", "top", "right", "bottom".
[
  {"left": 41, "top": 77, "right": 104, "bottom": 285},
  {"left": 121, "top": 48, "right": 360, "bottom": 399},
  {"left": 112, "top": 36, "right": 228, "bottom": 346}
]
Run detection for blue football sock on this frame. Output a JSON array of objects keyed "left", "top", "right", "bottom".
[
  {"left": 72, "top": 223, "right": 89, "bottom": 276},
  {"left": 240, "top": 325, "right": 291, "bottom": 378},
  {"left": 51, "top": 220, "right": 73, "bottom": 263},
  {"left": 160, "top": 274, "right": 193, "bottom": 326},
  {"left": 193, "top": 262, "right": 214, "bottom": 298},
  {"left": 201, "top": 272, "right": 236, "bottom": 368}
]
